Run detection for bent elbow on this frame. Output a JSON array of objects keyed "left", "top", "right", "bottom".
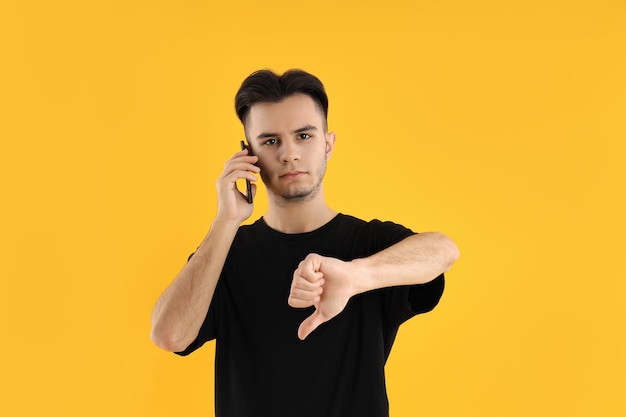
[
  {"left": 447, "top": 239, "right": 460, "bottom": 270},
  {"left": 150, "top": 326, "right": 175, "bottom": 352},
  {"left": 150, "top": 323, "right": 189, "bottom": 353},
  {"left": 436, "top": 232, "right": 460, "bottom": 272}
]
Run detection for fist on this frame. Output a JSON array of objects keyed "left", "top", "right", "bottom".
[{"left": 288, "top": 253, "right": 356, "bottom": 340}]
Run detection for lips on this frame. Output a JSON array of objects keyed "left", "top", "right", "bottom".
[{"left": 280, "top": 170, "right": 306, "bottom": 179}]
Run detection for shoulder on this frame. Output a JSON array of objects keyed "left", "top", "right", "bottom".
[
  {"left": 335, "top": 213, "right": 414, "bottom": 236},
  {"left": 233, "top": 217, "right": 269, "bottom": 239},
  {"left": 328, "top": 214, "right": 415, "bottom": 255}
]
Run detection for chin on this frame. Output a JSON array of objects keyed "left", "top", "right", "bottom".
[
  {"left": 283, "top": 188, "right": 314, "bottom": 200},
  {"left": 270, "top": 185, "right": 318, "bottom": 203}
]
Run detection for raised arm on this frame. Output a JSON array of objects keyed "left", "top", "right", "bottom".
[
  {"left": 288, "top": 232, "right": 459, "bottom": 340},
  {"left": 150, "top": 149, "right": 259, "bottom": 352}
]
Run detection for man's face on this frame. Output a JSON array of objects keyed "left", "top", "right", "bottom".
[{"left": 245, "top": 93, "right": 335, "bottom": 204}]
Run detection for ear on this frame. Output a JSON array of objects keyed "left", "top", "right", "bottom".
[{"left": 325, "top": 132, "right": 336, "bottom": 161}]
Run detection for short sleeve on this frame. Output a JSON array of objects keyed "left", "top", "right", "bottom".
[
  {"left": 174, "top": 301, "right": 218, "bottom": 356},
  {"left": 408, "top": 273, "right": 445, "bottom": 315}
]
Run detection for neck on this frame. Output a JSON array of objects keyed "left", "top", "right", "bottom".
[{"left": 263, "top": 188, "right": 337, "bottom": 234}]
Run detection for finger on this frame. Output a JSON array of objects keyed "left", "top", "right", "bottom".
[
  {"left": 288, "top": 294, "right": 319, "bottom": 309},
  {"left": 224, "top": 160, "right": 260, "bottom": 177},
  {"left": 288, "top": 286, "right": 322, "bottom": 308},
  {"left": 230, "top": 148, "right": 256, "bottom": 159},
  {"left": 219, "top": 159, "right": 259, "bottom": 178},
  {"left": 294, "top": 265, "right": 324, "bottom": 283},
  {"left": 220, "top": 170, "right": 258, "bottom": 190},
  {"left": 287, "top": 287, "right": 324, "bottom": 308},
  {"left": 291, "top": 276, "right": 324, "bottom": 292},
  {"left": 224, "top": 150, "right": 259, "bottom": 167},
  {"left": 298, "top": 310, "right": 327, "bottom": 340}
]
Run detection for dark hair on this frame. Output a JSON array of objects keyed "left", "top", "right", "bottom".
[{"left": 234, "top": 69, "right": 329, "bottom": 130}]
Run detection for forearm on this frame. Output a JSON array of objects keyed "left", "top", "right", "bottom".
[
  {"left": 352, "top": 232, "right": 459, "bottom": 295},
  {"left": 150, "top": 217, "right": 240, "bottom": 352}
]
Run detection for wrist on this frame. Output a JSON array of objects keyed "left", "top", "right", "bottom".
[
  {"left": 197, "top": 217, "right": 241, "bottom": 250},
  {"left": 212, "top": 215, "right": 242, "bottom": 233},
  {"left": 349, "top": 257, "right": 374, "bottom": 296}
]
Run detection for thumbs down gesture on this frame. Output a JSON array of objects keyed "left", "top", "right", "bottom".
[{"left": 288, "top": 253, "right": 358, "bottom": 340}]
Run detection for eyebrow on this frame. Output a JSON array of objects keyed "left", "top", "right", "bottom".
[
  {"left": 293, "top": 125, "right": 318, "bottom": 134},
  {"left": 255, "top": 125, "right": 318, "bottom": 140}
]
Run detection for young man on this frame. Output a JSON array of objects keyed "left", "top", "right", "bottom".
[{"left": 151, "top": 69, "right": 459, "bottom": 417}]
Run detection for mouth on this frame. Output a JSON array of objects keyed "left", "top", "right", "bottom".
[{"left": 279, "top": 170, "right": 306, "bottom": 179}]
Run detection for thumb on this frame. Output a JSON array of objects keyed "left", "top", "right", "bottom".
[{"left": 297, "top": 310, "right": 327, "bottom": 341}]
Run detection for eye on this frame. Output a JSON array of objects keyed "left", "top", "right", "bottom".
[
  {"left": 298, "top": 133, "right": 311, "bottom": 140},
  {"left": 263, "top": 138, "right": 278, "bottom": 146}
]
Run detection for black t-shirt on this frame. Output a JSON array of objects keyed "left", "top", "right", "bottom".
[{"left": 176, "top": 214, "right": 445, "bottom": 417}]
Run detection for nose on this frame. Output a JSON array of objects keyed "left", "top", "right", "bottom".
[{"left": 279, "top": 140, "right": 300, "bottom": 163}]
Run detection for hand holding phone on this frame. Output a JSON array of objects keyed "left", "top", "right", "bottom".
[{"left": 240, "top": 140, "right": 254, "bottom": 204}]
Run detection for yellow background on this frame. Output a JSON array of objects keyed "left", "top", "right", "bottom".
[{"left": 1, "top": 0, "right": 624, "bottom": 416}]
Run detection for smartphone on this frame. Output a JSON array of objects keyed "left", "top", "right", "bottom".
[{"left": 240, "top": 140, "right": 253, "bottom": 204}]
